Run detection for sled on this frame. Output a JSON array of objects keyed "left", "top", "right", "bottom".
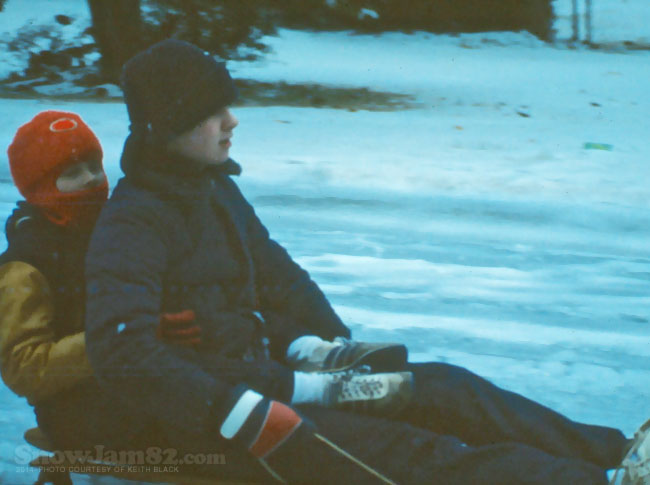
[{"left": 24, "top": 427, "right": 254, "bottom": 485}]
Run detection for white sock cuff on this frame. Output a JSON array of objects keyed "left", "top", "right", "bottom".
[
  {"left": 287, "top": 335, "right": 327, "bottom": 362},
  {"left": 291, "top": 371, "right": 331, "bottom": 405}
]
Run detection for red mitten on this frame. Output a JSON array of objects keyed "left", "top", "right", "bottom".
[
  {"left": 220, "top": 387, "right": 313, "bottom": 459},
  {"left": 156, "top": 310, "right": 201, "bottom": 346}
]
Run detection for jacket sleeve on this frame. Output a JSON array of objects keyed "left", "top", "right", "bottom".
[
  {"left": 244, "top": 199, "right": 351, "bottom": 342},
  {"left": 0, "top": 262, "right": 93, "bottom": 404},
  {"left": 84, "top": 197, "right": 291, "bottom": 441}
]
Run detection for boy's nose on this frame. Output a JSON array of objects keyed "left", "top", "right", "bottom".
[
  {"left": 81, "top": 168, "right": 103, "bottom": 188},
  {"left": 224, "top": 109, "right": 238, "bottom": 130}
]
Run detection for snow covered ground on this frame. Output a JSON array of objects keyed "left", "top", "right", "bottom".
[{"left": 0, "top": 2, "right": 649, "bottom": 485}]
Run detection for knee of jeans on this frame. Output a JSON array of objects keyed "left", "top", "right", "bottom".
[{"left": 412, "top": 362, "right": 477, "bottom": 384}]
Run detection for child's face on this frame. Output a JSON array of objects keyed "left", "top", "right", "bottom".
[
  {"left": 55, "top": 158, "right": 106, "bottom": 193},
  {"left": 168, "top": 107, "right": 239, "bottom": 165}
]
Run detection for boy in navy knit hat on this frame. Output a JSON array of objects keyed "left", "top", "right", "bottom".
[
  {"left": 83, "top": 39, "right": 639, "bottom": 484},
  {"left": 120, "top": 37, "right": 410, "bottom": 403},
  {"left": 121, "top": 39, "right": 238, "bottom": 144}
]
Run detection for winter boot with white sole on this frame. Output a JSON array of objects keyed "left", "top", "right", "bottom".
[{"left": 610, "top": 419, "right": 650, "bottom": 484}]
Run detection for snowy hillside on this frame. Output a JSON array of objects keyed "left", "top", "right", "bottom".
[
  {"left": 0, "top": 0, "right": 648, "bottom": 83},
  {"left": 0, "top": 1, "right": 649, "bottom": 484}
]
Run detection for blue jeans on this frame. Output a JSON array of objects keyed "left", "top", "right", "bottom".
[{"left": 37, "top": 363, "right": 625, "bottom": 484}]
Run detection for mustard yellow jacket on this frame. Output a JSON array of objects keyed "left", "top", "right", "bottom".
[
  {"left": 0, "top": 261, "right": 93, "bottom": 405},
  {"left": 0, "top": 201, "right": 95, "bottom": 406}
]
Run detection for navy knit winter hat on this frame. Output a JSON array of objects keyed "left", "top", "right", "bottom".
[{"left": 121, "top": 39, "right": 237, "bottom": 142}]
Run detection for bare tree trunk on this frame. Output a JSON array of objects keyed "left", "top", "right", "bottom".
[
  {"left": 571, "top": 0, "right": 580, "bottom": 43},
  {"left": 179, "top": 2, "right": 202, "bottom": 46},
  {"left": 585, "top": 0, "right": 593, "bottom": 45},
  {"left": 87, "top": 0, "right": 143, "bottom": 83}
]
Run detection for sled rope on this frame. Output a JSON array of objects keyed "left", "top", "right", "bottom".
[
  {"left": 258, "top": 458, "right": 287, "bottom": 483},
  {"left": 314, "top": 432, "right": 398, "bottom": 485}
]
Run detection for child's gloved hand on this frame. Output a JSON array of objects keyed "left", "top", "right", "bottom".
[
  {"left": 220, "top": 386, "right": 315, "bottom": 460},
  {"left": 156, "top": 309, "right": 201, "bottom": 346}
]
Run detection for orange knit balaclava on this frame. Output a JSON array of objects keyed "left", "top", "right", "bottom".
[{"left": 7, "top": 111, "right": 109, "bottom": 227}]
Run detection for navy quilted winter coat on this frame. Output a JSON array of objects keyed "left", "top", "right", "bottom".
[{"left": 84, "top": 141, "right": 349, "bottom": 442}]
